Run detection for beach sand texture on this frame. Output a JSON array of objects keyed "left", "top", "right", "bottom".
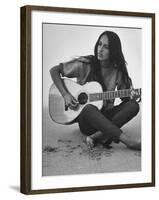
[{"left": 42, "top": 107, "right": 141, "bottom": 176}]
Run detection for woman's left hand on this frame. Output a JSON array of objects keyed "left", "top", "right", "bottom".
[{"left": 130, "top": 88, "right": 140, "bottom": 100}]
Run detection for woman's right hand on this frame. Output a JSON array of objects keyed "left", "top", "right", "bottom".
[{"left": 63, "top": 93, "right": 79, "bottom": 110}]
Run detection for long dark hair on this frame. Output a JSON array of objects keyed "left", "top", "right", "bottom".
[{"left": 92, "top": 31, "right": 132, "bottom": 88}]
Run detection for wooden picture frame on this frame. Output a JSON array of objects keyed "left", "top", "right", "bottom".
[{"left": 20, "top": 5, "right": 155, "bottom": 194}]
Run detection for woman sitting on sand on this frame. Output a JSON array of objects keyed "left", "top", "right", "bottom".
[{"left": 50, "top": 30, "right": 141, "bottom": 150}]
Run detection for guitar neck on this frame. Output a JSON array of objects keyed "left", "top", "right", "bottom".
[{"left": 89, "top": 88, "right": 141, "bottom": 102}]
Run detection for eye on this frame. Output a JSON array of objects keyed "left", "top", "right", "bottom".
[
  {"left": 98, "top": 41, "right": 109, "bottom": 49},
  {"left": 103, "top": 44, "right": 109, "bottom": 49},
  {"left": 98, "top": 41, "right": 102, "bottom": 46}
]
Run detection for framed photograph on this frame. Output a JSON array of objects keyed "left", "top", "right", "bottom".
[{"left": 20, "top": 5, "right": 155, "bottom": 194}]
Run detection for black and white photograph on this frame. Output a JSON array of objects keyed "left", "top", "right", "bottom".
[
  {"left": 42, "top": 24, "right": 142, "bottom": 176},
  {"left": 20, "top": 6, "right": 155, "bottom": 194}
]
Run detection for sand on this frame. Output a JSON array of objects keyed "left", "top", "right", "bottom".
[{"left": 42, "top": 107, "right": 141, "bottom": 176}]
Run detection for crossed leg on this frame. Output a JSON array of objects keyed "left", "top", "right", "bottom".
[{"left": 77, "top": 100, "right": 140, "bottom": 150}]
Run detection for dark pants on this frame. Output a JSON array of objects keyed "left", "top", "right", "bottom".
[{"left": 76, "top": 100, "right": 140, "bottom": 142}]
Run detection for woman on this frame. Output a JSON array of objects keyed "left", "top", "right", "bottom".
[{"left": 50, "top": 31, "right": 141, "bottom": 150}]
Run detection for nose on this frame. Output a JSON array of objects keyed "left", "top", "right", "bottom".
[{"left": 99, "top": 45, "right": 103, "bottom": 52}]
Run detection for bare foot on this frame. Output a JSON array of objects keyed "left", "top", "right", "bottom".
[
  {"left": 86, "top": 136, "right": 94, "bottom": 149},
  {"left": 119, "top": 133, "right": 141, "bottom": 151},
  {"left": 101, "top": 139, "right": 113, "bottom": 149}
]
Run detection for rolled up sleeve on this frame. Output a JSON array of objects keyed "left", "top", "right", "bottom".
[
  {"left": 50, "top": 56, "right": 92, "bottom": 85},
  {"left": 61, "top": 59, "right": 84, "bottom": 78}
]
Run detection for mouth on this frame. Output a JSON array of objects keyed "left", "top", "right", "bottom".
[{"left": 98, "top": 53, "right": 103, "bottom": 57}]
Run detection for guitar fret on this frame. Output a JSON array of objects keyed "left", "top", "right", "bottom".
[
  {"left": 126, "top": 90, "right": 128, "bottom": 97},
  {"left": 112, "top": 91, "right": 114, "bottom": 99},
  {"left": 121, "top": 90, "right": 123, "bottom": 97},
  {"left": 110, "top": 92, "right": 112, "bottom": 99},
  {"left": 118, "top": 91, "right": 120, "bottom": 97},
  {"left": 109, "top": 92, "right": 111, "bottom": 99},
  {"left": 111, "top": 92, "right": 113, "bottom": 99},
  {"left": 113, "top": 91, "right": 115, "bottom": 99}
]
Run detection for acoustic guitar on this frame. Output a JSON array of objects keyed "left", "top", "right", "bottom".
[{"left": 49, "top": 79, "right": 141, "bottom": 124}]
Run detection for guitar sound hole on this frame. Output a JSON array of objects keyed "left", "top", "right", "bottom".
[{"left": 78, "top": 92, "right": 88, "bottom": 105}]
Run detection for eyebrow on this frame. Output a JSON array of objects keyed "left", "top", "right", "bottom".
[{"left": 98, "top": 41, "right": 109, "bottom": 47}]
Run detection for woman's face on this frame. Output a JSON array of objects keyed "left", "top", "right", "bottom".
[{"left": 97, "top": 34, "right": 110, "bottom": 61}]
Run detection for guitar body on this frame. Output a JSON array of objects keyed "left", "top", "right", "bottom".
[{"left": 49, "top": 79, "right": 103, "bottom": 124}]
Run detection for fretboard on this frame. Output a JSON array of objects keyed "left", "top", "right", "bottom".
[{"left": 89, "top": 88, "right": 141, "bottom": 102}]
